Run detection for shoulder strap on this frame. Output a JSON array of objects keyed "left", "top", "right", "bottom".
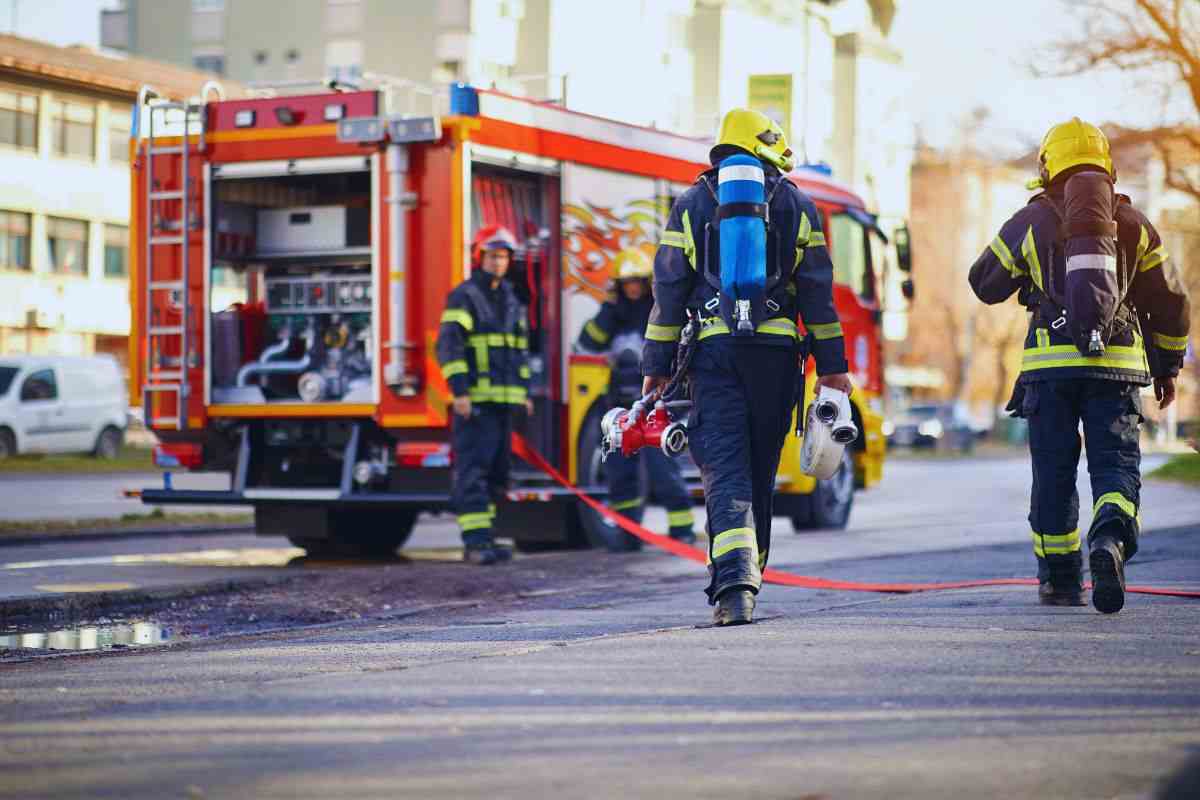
[{"left": 460, "top": 280, "right": 497, "bottom": 329}]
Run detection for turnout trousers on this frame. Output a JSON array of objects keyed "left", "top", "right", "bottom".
[
  {"left": 606, "top": 446, "right": 695, "bottom": 539},
  {"left": 687, "top": 340, "right": 799, "bottom": 603},
  {"left": 451, "top": 403, "right": 513, "bottom": 547},
  {"left": 1022, "top": 378, "right": 1143, "bottom": 586}
]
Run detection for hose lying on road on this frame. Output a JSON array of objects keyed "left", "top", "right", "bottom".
[{"left": 511, "top": 435, "right": 1200, "bottom": 599}]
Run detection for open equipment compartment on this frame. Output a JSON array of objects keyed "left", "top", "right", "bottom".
[{"left": 207, "top": 156, "right": 377, "bottom": 406}]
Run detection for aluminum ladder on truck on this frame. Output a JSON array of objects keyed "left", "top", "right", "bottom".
[{"left": 136, "top": 83, "right": 221, "bottom": 431}]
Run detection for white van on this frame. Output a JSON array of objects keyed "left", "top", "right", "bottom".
[{"left": 0, "top": 355, "right": 128, "bottom": 459}]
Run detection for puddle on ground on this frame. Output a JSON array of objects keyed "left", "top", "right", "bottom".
[{"left": 0, "top": 621, "right": 170, "bottom": 652}]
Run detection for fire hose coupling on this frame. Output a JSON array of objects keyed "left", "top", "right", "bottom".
[
  {"left": 800, "top": 385, "right": 858, "bottom": 480},
  {"left": 600, "top": 396, "right": 691, "bottom": 460}
]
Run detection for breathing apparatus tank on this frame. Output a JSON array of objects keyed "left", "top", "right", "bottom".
[
  {"left": 716, "top": 153, "right": 768, "bottom": 334},
  {"left": 1061, "top": 171, "right": 1120, "bottom": 356}
]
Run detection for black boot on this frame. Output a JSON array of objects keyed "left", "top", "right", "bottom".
[
  {"left": 713, "top": 588, "right": 755, "bottom": 626},
  {"left": 1090, "top": 536, "right": 1126, "bottom": 614},
  {"left": 464, "top": 542, "right": 511, "bottom": 566},
  {"left": 1038, "top": 580, "right": 1086, "bottom": 607}
]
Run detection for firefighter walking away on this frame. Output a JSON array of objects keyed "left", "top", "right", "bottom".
[
  {"left": 437, "top": 226, "right": 534, "bottom": 565},
  {"left": 642, "top": 108, "right": 853, "bottom": 625},
  {"left": 577, "top": 248, "right": 696, "bottom": 548},
  {"left": 969, "top": 118, "right": 1190, "bottom": 613}
]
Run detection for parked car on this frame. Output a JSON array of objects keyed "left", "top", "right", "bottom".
[
  {"left": 0, "top": 355, "right": 127, "bottom": 459},
  {"left": 885, "top": 403, "right": 978, "bottom": 452}
]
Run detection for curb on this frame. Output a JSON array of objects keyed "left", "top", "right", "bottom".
[
  {"left": 0, "top": 574, "right": 294, "bottom": 628},
  {"left": 0, "top": 523, "right": 254, "bottom": 548}
]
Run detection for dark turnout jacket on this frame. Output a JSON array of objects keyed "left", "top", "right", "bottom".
[{"left": 436, "top": 268, "right": 531, "bottom": 405}]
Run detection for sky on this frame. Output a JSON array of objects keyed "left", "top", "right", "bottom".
[{"left": 0, "top": 0, "right": 117, "bottom": 48}]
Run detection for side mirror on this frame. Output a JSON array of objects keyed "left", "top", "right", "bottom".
[
  {"left": 902, "top": 279, "right": 914, "bottom": 301},
  {"left": 894, "top": 225, "right": 912, "bottom": 273}
]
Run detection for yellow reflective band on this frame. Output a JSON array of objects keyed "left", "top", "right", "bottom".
[
  {"left": 1030, "top": 531, "right": 1043, "bottom": 558},
  {"left": 584, "top": 320, "right": 611, "bottom": 345},
  {"left": 519, "top": 364, "right": 531, "bottom": 379},
  {"left": 711, "top": 527, "right": 757, "bottom": 558},
  {"left": 458, "top": 513, "right": 492, "bottom": 531},
  {"left": 659, "top": 230, "right": 686, "bottom": 248},
  {"left": 989, "top": 235, "right": 1021, "bottom": 278},
  {"left": 681, "top": 209, "right": 697, "bottom": 270},
  {"left": 1022, "top": 226, "right": 1044, "bottom": 289},
  {"left": 487, "top": 503, "right": 497, "bottom": 517},
  {"left": 697, "top": 316, "right": 799, "bottom": 341},
  {"left": 468, "top": 333, "right": 528, "bottom": 349},
  {"left": 1138, "top": 245, "right": 1168, "bottom": 273},
  {"left": 441, "top": 359, "right": 468, "bottom": 379},
  {"left": 611, "top": 498, "right": 642, "bottom": 511},
  {"left": 1094, "top": 492, "right": 1137, "bottom": 520},
  {"left": 468, "top": 385, "right": 528, "bottom": 404},
  {"left": 646, "top": 323, "right": 682, "bottom": 342},
  {"left": 1136, "top": 225, "right": 1150, "bottom": 267},
  {"left": 797, "top": 213, "right": 813, "bottom": 246},
  {"left": 1021, "top": 344, "right": 1148, "bottom": 373},
  {"left": 667, "top": 509, "right": 693, "bottom": 527},
  {"left": 1035, "top": 328, "right": 1050, "bottom": 349},
  {"left": 807, "top": 321, "right": 843, "bottom": 340},
  {"left": 440, "top": 308, "right": 475, "bottom": 331},
  {"left": 1031, "top": 529, "right": 1081, "bottom": 557},
  {"left": 1153, "top": 332, "right": 1189, "bottom": 351}
]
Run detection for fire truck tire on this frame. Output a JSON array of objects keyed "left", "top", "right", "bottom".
[
  {"left": 791, "top": 448, "right": 854, "bottom": 532},
  {"left": 93, "top": 426, "right": 124, "bottom": 460},
  {"left": 576, "top": 408, "right": 641, "bottom": 553},
  {"left": 286, "top": 507, "right": 418, "bottom": 558},
  {"left": 0, "top": 427, "right": 15, "bottom": 460}
]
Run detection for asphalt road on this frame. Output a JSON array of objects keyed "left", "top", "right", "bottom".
[
  {"left": 0, "top": 471, "right": 244, "bottom": 522},
  {"left": 0, "top": 457, "right": 1198, "bottom": 799}
]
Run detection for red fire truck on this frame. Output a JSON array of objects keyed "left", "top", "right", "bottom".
[{"left": 130, "top": 80, "right": 908, "bottom": 555}]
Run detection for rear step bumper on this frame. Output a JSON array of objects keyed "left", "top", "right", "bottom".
[{"left": 139, "top": 484, "right": 609, "bottom": 508}]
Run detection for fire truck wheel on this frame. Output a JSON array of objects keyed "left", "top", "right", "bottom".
[
  {"left": 0, "top": 427, "right": 15, "bottom": 460},
  {"left": 92, "top": 426, "right": 124, "bottom": 460},
  {"left": 575, "top": 409, "right": 641, "bottom": 553},
  {"left": 792, "top": 448, "right": 854, "bottom": 532},
  {"left": 287, "top": 508, "right": 418, "bottom": 558}
]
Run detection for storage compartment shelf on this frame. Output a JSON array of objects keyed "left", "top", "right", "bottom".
[{"left": 219, "top": 247, "right": 372, "bottom": 263}]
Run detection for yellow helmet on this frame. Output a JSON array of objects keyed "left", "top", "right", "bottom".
[
  {"left": 612, "top": 247, "right": 652, "bottom": 281},
  {"left": 713, "top": 108, "right": 795, "bottom": 172},
  {"left": 1036, "top": 117, "right": 1113, "bottom": 186}
]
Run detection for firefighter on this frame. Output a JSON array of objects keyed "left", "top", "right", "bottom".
[
  {"left": 577, "top": 248, "right": 696, "bottom": 545},
  {"left": 642, "top": 109, "right": 853, "bottom": 625},
  {"left": 437, "top": 225, "right": 534, "bottom": 565},
  {"left": 969, "top": 118, "right": 1190, "bottom": 613}
]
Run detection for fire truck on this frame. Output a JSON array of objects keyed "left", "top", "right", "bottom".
[{"left": 130, "top": 79, "right": 908, "bottom": 556}]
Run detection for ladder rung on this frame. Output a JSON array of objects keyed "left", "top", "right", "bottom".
[
  {"left": 143, "top": 384, "right": 181, "bottom": 393},
  {"left": 149, "top": 280, "right": 184, "bottom": 290},
  {"left": 150, "top": 417, "right": 181, "bottom": 427},
  {"left": 149, "top": 145, "right": 184, "bottom": 155},
  {"left": 151, "top": 190, "right": 184, "bottom": 200},
  {"left": 147, "top": 371, "right": 183, "bottom": 381},
  {"left": 151, "top": 236, "right": 184, "bottom": 245},
  {"left": 149, "top": 326, "right": 184, "bottom": 335}
]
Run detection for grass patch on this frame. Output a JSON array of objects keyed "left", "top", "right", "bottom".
[
  {"left": 0, "top": 447, "right": 158, "bottom": 474},
  {"left": 1148, "top": 452, "right": 1200, "bottom": 485},
  {"left": 0, "top": 509, "right": 252, "bottom": 536}
]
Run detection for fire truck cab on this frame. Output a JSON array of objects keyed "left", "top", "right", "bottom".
[{"left": 131, "top": 80, "right": 904, "bottom": 556}]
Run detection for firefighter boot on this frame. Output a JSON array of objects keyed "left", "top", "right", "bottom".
[
  {"left": 1089, "top": 535, "right": 1126, "bottom": 614},
  {"left": 463, "top": 542, "right": 512, "bottom": 566},
  {"left": 1038, "top": 579, "right": 1086, "bottom": 607},
  {"left": 713, "top": 588, "right": 755, "bottom": 626}
]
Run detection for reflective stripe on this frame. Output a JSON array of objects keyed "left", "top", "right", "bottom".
[
  {"left": 1021, "top": 344, "right": 1147, "bottom": 373},
  {"left": 1031, "top": 529, "right": 1080, "bottom": 557},
  {"left": 611, "top": 498, "right": 642, "bottom": 511},
  {"left": 487, "top": 503, "right": 497, "bottom": 517},
  {"left": 441, "top": 359, "right": 468, "bottom": 379},
  {"left": 989, "top": 235, "right": 1022, "bottom": 277},
  {"left": 646, "top": 323, "right": 682, "bottom": 342},
  {"left": 468, "top": 384, "right": 528, "bottom": 404},
  {"left": 718, "top": 163, "right": 765, "bottom": 183},
  {"left": 584, "top": 320, "right": 610, "bottom": 345},
  {"left": 1021, "top": 226, "right": 1044, "bottom": 289},
  {"left": 1094, "top": 491, "right": 1137, "bottom": 519},
  {"left": 711, "top": 527, "right": 757, "bottom": 558},
  {"left": 518, "top": 364, "right": 531, "bottom": 379},
  {"left": 660, "top": 230, "right": 687, "bottom": 248},
  {"left": 681, "top": 209, "right": 697, "bottom": 269},
  {"left": 1136, "top": 226, "right": 1150, "bottom": 268},
  {"left": 1066, "top": 253, "right": 1116, "bottom": 274},
  {"left": 797, "top": 213, "right": 813, "bottom": 246},
  {"left": 468, "top": 333, "right": 528, "bottom": 349},
  {"left": 667, "top": 509, "right": 693, "bottom": 527},
  {"left": 697, "top": 316, "right": 799, "bottom": 341},
  {"left": 1153, "top": 332, "right": 1189, "bottom": 351},
  {"left": 1036, "top": 328, "right": 1050, "bottom": 349},
  {"left": 1138, "top": 245, "right": 1168, "bottom": 272},
  {"left": 458, "top": 512, "right": 492, "bottom": 531},
  {"left": 440, "top": 308, "right": 475, "bottom": 331},
  {"left": 807, "top": 321, "right": 843, "bottom": 340}
]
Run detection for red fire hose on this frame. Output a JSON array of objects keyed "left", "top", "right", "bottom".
[{"left": 511, "top": 435, "right": 1200, "bottom": 599}]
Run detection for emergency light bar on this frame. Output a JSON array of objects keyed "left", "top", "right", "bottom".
[
  {"left": 337, "top": 116, "right": 385, "bottom": 143},
  {"left": 387, "top": 116, "right": 441, "bottom": 144}
]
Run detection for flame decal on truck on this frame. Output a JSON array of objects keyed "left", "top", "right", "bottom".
[{"left": 561, "top": 198, "right": 669, "bottom": 301}]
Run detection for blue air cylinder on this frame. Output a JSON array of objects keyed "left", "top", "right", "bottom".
[
  {"left": 717, "top": 154, "right": 768, "bottom": 334},
  {"left": 1063, "top": 171, "right": 1119, "bottom": 355}
]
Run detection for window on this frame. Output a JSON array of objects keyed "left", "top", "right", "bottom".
[
  {"left": 0, "top": 366, "right": 17, "bottom": 398},
  {"left": 193, "top": 51, "right": 227, "bottom": 75},
  {"left": 20, "top": 369, "right": 57, "bottom": 402},
  {"left": 192, "top": 0, "right": 225, "bottom": 41},
  {"left": 192, "top": 0, "right": 224, "bottom": 9},
  {"left": 829, "top": 213, "right": 874, "bottom": 302},
  {"left": 0, "top": 210, "right": 31, "bottom": 271},
  {"left": 46, "top": 217, "right": 89, "bottom": 276},
  {"left": 109, "top": 106, "right": 131, "bottom": 163},
  {"left": 104, "top": 224, "right": 128, "bottom": 278},
  {"left": 325, "top": 39, "right": 363, "bottom": 83},
  {"left": 48, "top": 97, "right": 97, "bottom": 160},
  {"left": 0, "top": 88, "right": 38, "bottom": 151},
  {"left": 254, "top": 49, "right": 269, "bottom": 65},
  {"left": 286, "top": 48, "right": 300, "bottom": 63}
]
